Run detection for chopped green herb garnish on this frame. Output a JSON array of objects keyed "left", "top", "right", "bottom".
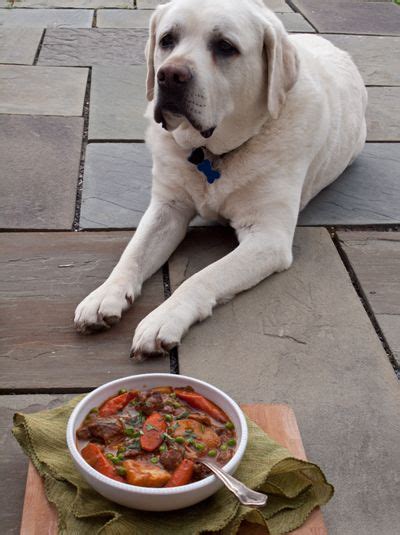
[
  {"left": 171, "top": 401, "right": 182, "bottom": 408},
  {"left": 159, "top": 444, "right": 167, "bottom": 452},
  {"left": 146, "top": 423, "right": 158, "bottom": 431},
  {"left": 118, "top": 446, "right": 127, "bottom": 453},
  {"left": 225, "top": 421, "right": 235, "bottom": 431},
  {"left": 195, "top": 442, "right": 205, "bottom": 451},
  {"left": 176, "top": 411, "right": 190, "bottom": 420},
  {"left": 150, "top": 456, "right": 159, "bottom": 464},
  {"left": 175, "top": 436, "right": 185, "bottom": 444},
  {"left": 208, "top": 449, "right": 217, "bottom": 457},
  {"left": 105, "top": 453, "right": 114, "bottom": 460},
  {"left": 227, "top": 438, "right": 236, "bottom": 447},
  {"left": 90, "top": 407, "right": 99, "bottom": 414},
  {"left": 164, "top": 414, "right": 173, "bottom": 422},
  {"left": 184, "top": 429, "right": 197, "bottom": 440},
  {"left": 118, "top": 388, "right": 127, "bottom": 395},
  {"left": 116, "top": 466, "right": 127, "bottom": 476},
  {"left": 124, "top": 427, "right": 136, "bottom": 437},
  {"left": 162, "top": 432, "right": 176, "bottom": 442},
  {"left": 220, "top": 444, "right": 228, "bottom": 451}
]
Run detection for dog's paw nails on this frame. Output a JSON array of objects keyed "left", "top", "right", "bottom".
[
  {"left": 74, "top": 281, "right": 134, "bottom": 334},
  {"left": 75, "top": 320, "right": 110, "bottom": 335},
  {"left": 130, "top": 338, "right": 177, "bottom": 363}
]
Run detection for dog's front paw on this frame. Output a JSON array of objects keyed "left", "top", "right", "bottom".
[
  {"left": 74, "top": 278, "right": 137, "bottom": 334},
  {"left": 130, "top": 304, "right": 187, "bottom": 362}
]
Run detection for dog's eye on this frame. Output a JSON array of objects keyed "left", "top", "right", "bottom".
[
  {"left": 160, "top": 33, "right": 175, "bottom": 49},
  {"left": 214, "top": 39, "right": 238, "bottom": 56}
]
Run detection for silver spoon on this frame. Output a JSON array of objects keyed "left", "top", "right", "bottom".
[{"left": 198, "top": 459, "right": 268, "bottom": 508}]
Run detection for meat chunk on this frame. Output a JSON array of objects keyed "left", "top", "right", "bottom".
[
  {"left": 87, "top": 417, "right": 123, "bottom": 443},
  {"left": 136, "top": 391, "right": 164, "bottom": 415},
  {"left": 160, "top": 448, "right": 183, "bottom": 471},
  {"left": 193, "top": 462, "right": 211, "bottom": 480},
  {"left": 217, "top": 448, "right": 234, "bottom": 465},
  {"left": 188, "top": 413, "right": 211, "bottom": 426},
  {"left": 76, "top": 426, "right": 91, "bottom": 440},
  {"left": 215, "top": 428, "right": 233, "bottom": 444}
]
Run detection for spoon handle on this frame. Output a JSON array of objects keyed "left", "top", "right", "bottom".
[{"left": 200, "top": 459, "right": 268, "bottom": 508}]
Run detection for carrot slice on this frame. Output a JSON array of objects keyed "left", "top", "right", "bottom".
[
  {"left": 174, "top": 389, "right": 228, "bottom": 423},
  {"left": 140, "top": 412, "right": 167, "bottom": 452},
  {"left": 98, "top": 390, "right": 138, "bottom": 417},
  {"left": 150, "top": 386, "right": 173, "bottom": 394},
  {"left": 81, "top": 443, "right": 124, "bottom": 482},
  {"left": 81, "top": 443, "right": 102, "bottom": 467},
  {"left": 165, "top": 459, "right": 194, "bottom": 487}
]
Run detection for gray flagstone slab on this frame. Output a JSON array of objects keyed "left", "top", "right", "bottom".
[
  {"left": 169, "top": 226, "right": 400, "bottom": 534},
  {"left": 277, "top": 12, "right": 315, "bottom": 32},
  {"left": 12, "top": 0, "right": 133, "bottom": 7},
  {"left": 0, "top": 27, "right": 42, "bottom": 65},
  {"left": 0, "top": 65, "right": 88, "bottom": 115},
  {"left": 79, "top": 143, "right": 152, "bottom": 229},
  {"left": 89, "top": 65, "right": 147, "bottom": 140},
  {"left": 0, "top": 231, "right": 169, "bottom": 389},
  {"left": 338, "top": 231, "right": 400, "bottom": 369},
  {"left": 136, "top": 0, "right": 166, "bottom": 8},
  {"left": 299, "top": 143, "right": 400, "bottom": 226},
  {"left": 366, "top": 87, "right": 400, "bottom": 141},
  {"left": 0, "top": 8, "right": 94, "bottom": 28},
  {"left": 136, "top": 0, "right": 293, "bottom": 11},
  {"left": 291, "top": 0, "right": 400, "bottom": 35},
  {"left": 79, "top": 143, "right": 400, "bottom": 230},
  {"left": 96, "top": 8, "right": 152, "bottom": 28},
  {"left": 0, "top": 116, "right": 82, "bottom": 229},
  {"left": 38, "top": 28, "right": 147, "bottom": 66},
  {"left": 323, "top": 34, "right": 400, "bottom": 86},
  {"left": 97, "top": 9, "right": 313, "bottom": 32},
  {"left": 263, "top": 0, "right": 293, "bottom": 11}
]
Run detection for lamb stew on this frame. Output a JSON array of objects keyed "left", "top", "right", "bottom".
[{"left": 76, "top": 386, "right": 237, "bottom": 488}]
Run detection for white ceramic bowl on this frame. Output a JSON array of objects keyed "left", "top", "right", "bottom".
[{"left": 67, "top": 373, "right": 248, "bottom": 511}]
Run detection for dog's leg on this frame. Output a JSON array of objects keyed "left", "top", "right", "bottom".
[
  {"left": 74, "top": 199, "right": 194, "bottom": 333},
  {"left": 131, "top": 210, "right": 298, "bottom": 360}
]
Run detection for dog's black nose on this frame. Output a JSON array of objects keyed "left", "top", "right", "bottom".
[{"left": 157, "top": 64, "right": 192, "bottom": 90}]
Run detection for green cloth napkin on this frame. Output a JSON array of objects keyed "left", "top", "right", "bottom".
[{"left": 13, "top": 396, "right": 333, "bottom": 535}]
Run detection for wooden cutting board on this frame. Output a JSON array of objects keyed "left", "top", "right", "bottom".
[{"left": 20, "top": 404, "right": 327, "bottom": 534}]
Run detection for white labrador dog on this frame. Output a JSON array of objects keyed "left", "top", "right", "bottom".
[{"left": 75, "top": 0, "right": 367, "bottom": 360}]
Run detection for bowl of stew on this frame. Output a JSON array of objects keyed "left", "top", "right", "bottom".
[{"left": 66, "top": 373, "right": 248, "bottom": 511}]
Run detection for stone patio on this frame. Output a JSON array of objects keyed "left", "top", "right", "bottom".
[{"left": 0, "top": 1, "right": 400, "bottom": 534}]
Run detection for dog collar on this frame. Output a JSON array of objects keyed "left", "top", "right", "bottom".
[{"left": 188, "top": 147, "right": 221, "bottom": 184}]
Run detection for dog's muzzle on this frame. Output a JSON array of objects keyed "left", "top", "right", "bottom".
[{"left": 155, "top": 65, "right": 215, "bottom": 139}]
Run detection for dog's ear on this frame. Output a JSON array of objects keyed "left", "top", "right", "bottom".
[
  {"left": 145, "top": 10, "right": 158, "bottom": 101},
  {"left": 146, "top": 4, "right": 169, "bottom": 101},
  {"left": 263, "top": 18, "right": 299, "bottom": 119}
]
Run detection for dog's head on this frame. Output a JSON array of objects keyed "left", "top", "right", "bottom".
[{"left": 146, "top": 0, "right": 299, "bottom": 152}]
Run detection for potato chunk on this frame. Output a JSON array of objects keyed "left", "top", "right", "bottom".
[
  {"left": 122, "top": 460, "right": 171, "bottom": 487},
  {"left": 173, "top": 419, "right": 221, "bottom": 450}
]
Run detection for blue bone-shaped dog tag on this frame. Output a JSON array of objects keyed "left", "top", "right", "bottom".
[
  {"left": 188, "top": 148, "right": 221, "bottom": 184},
  {"left": 197, "top": 160, "right": 221, "bottom": 184}
]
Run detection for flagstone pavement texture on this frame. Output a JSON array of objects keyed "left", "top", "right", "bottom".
[{"left": 0, "top": 1, "right": 400, "bottom": 534}]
